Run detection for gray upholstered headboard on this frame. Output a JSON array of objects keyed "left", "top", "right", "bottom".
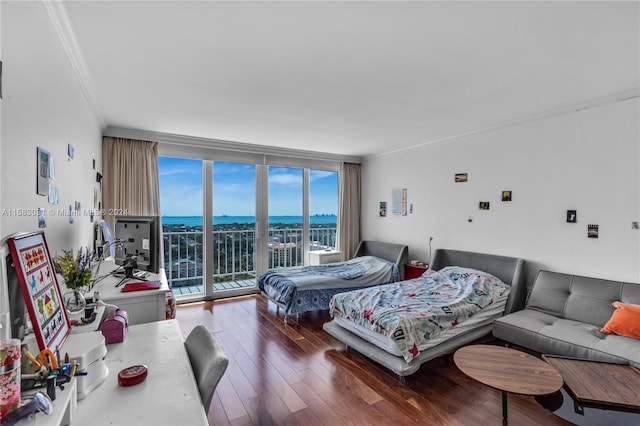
[
  {"left": 354, "top": 241, "right": 409, "bottom": 280},
  {"left": 430, "top": 249, "right": 526, "bottom": 314}
]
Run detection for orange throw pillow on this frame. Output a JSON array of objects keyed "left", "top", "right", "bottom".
[{"left": 601, "top": 301, "right": 640, "bottom": 339}]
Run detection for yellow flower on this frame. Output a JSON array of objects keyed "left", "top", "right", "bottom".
[{"left": 54, "top": 248, "right": 92, "bottom": 290}]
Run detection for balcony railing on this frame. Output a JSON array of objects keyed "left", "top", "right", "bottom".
[{"left": 163, "top": 226, "right": 336, "bottom": 289}]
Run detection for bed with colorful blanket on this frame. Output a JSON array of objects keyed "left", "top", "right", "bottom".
[
  {"left": 323, "top": 249, "right": 526, "bottom": 377},
  {"left": 258, "top": 241, "right": 408, "bottom": 320}
]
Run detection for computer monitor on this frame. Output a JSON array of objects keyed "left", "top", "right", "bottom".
[{"left": 114, "top": 215, "right": 160, "bottom": 273}]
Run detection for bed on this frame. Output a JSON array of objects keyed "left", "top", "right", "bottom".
[
  {"left": 322, "top": 248, "right": 526, "bottom": 377},
  {"left": 258, "top": 240, "right": 408, "bottom": 321}
]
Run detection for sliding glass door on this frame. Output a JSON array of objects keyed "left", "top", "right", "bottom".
[
  {"left": 309, "top": 169, "right": 338, "bottom": 251},
  {"left": 159, "top": 154, "right": 339, "bottom": 302},
  {"left": 211, "top": 162, "right": 256, "bottom": 294},
  {"left": 268, "top": 166, "right": 303, "bottom": 268},
  {"left": 159, "top": 157, "right": 205, "bottom": 296}
]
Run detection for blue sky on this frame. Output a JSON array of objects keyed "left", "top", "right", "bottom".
[{"left": 158, "top": 157, "right": 337, "bottom": 216}]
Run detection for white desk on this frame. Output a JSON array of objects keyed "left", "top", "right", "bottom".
[
  {"left": 38, "top": 320, "right": 207, "bottom": 425},
  {"left": 82, "top": 260, "right": 170, "bottom": 325}
]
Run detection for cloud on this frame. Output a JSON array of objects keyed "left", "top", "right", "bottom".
[
  {"left": 269, "top": 172, "right": 302, "bottom": 186},
  {"left": 310, "top": 170, "right": 336, "bottom": 180}
]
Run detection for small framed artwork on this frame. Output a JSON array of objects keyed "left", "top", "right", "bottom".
[
  {"left": 455, "top": 173, "right": 468, "bottom": 183},
  {"left": 501, "top": 191, "right": 512, "bottom": 201},
  {"left": 67, "top": 143, "right": 75, "bottom": 160},
  {"left": 6, "top": 231, "right": 71, "bottom": 352},
  {"left": 48, "top": 156, "right": 55, "bottom": 180},
  {"left": 37, "top": 148, "right": 50, "bottom": 196},
  {"left": 566, "top": 210, "right": 577, "bottom": 223},
  {"left": 379, "top": 201, "right": 387, "bottom": 217},
  {"left": 38, "top": 209, "right": 47, "bottom": 228},
  {"left": 588, "top": 224, "right": 599, "bottom": 238},
  {"left": 48, "top": 184, "right": 59, "bottom": 205},
  {"left": 479, "top": 201, "right": 490, "bottom": 210}
]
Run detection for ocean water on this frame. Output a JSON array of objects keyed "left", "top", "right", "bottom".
[{"left": 162, "top": 215, "right": 337, "bottom": 227}]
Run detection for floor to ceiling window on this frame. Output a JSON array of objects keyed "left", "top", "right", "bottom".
[
  {"left": 268, "top": 166, "right": 303, "bottom": 268},
  {"left": 212, "top": 162, "right": 256, "bottom": 293},
  {"left": 309, "top": 169, "right": 338, "bottom": 251},
  {"left": 158, "top": 157, "right": 204, "bottom": 296},
  {"left": 158, "top": 151, "right": 340, "bottom": 302}
]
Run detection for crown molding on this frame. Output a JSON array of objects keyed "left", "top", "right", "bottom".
[
  {"left": 103, "top": 126, "right": 362, "bottom": 165},
  {"left": 369, "top": 88, "right": 640, "bottom": 159},
  {"left": 41, "top": 0, "right": 106, "bottom": 130}
]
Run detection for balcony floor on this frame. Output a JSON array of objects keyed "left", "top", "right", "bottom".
[{"left": 171, "top": 279, "right": 256, "bottom": 295}]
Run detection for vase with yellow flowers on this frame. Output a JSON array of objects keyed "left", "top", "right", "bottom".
[{"left": 54, "top": 247, "right": 92, "bottom": 314}]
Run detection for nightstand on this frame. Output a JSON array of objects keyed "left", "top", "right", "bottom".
[
  {"left": 309, "top": 250, "right": 342, "bottom": 265},
  {"left": 404, "top": 263, "right": 428, "bottom": 279}
]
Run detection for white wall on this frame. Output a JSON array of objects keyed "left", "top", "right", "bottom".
[
  {"left": 1, "top": 2, "right": 102, "bottom": 255},
  {"left": 0, "top": 2, "right": 3, "bottom": 238},
  {"left": 362, "top": 97, "right": 640, "bottom": 286}
]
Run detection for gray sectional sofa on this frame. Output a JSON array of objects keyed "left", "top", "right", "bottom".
[{"left": 493, "top": 270, "right": 640, "bottom": 365}]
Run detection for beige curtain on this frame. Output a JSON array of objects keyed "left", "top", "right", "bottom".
[
  {"left": 102, "top": 137, "right": 161, "bottom": 227},
  {"left": 337, "top": 162, "right": 361, "bottom": 259}
]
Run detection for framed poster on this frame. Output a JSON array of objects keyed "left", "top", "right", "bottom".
[
  {"left": 6, "top": 231, "right": 70, "bottom": 352},
  {"left": 392, "top": 188, "right": 407, "bottom": 216}
]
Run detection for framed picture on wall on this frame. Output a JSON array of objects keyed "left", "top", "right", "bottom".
[
  {"left": 37, "top": 148, "right": 50, "bottom": 196},
  {"left": 379, "top": 201, "right": 387, "bottom": 217},
  {"left": 392, "top": 188, "right": 407, "bottom": 216},
  {"left": 455, "top": 173, "right": 468, "bottom": 183},
  {"left": 6, "top": 231, "right": 71, "bottom": 352}
]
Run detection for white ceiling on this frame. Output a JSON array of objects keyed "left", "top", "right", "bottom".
[{"left": 62, "top": 1, "right": 639, "bottom": 158}]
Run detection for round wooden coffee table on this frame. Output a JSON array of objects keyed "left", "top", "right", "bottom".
[{"left": 454, "top": 345, "right": 563, "bottom": 422}]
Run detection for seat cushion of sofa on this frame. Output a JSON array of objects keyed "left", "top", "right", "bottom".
[{"left": 493, "top": 309, "right": 639, "bottom": 364}]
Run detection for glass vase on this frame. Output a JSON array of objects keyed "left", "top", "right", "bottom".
[{"left": 63, "top": 290, "right": 86, "bottom": 315}]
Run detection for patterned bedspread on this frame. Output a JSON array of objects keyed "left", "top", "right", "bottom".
[
  {"left": 258, "top": 256, "right": 399, "bottom": 315},
  {"left": 329, "top": 266, "right": 510, "bottom": 362}
]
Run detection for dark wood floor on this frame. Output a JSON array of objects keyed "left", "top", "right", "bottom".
[{"left": 176, "top": 294, "right": 573, "bottom": 426}]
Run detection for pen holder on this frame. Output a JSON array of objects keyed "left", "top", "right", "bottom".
[{"left": 0, "top": 338, "right": 21, "bottom": 419}]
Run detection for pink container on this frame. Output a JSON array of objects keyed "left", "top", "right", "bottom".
[
  {"left": 0, "top": 338, "right": 21, "bottom": 421},
  {"left": 100, "top": 309, "right": 128, "bottom": 344}
]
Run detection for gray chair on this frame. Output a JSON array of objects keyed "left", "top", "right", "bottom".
[{"left": 184, "top": 325, "right": 229, "bottom": 412}]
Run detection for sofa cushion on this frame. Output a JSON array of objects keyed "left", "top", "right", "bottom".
[
  {"left": 601, "top": 301, "right": 640, "bottom": 339},
  {"left": 493, "top": 309, "right": 639, "bottom": 364},
  {"left": 526, "top": 271, "right": 640, "bottom": 328}
]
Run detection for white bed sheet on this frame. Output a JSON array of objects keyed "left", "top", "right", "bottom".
[{"left": 332, "top": 294, "right": 508, "bottom": 357}]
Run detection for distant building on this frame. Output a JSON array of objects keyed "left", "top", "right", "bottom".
[{"left": 269, "top": 241, "right": 300, "bottom": 267}]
